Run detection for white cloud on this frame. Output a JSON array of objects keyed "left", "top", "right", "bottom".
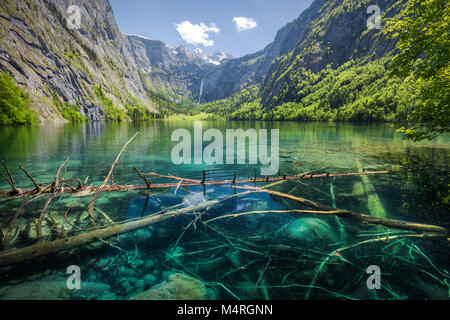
[
  {"left": 233, "top": 17, "right": 257, "bottom": 33},
  {"left": 175, "top": 20, "right": 219, "bottom": 47}
]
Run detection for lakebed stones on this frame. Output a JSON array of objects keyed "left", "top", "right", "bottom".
[
  {"left": 77, "top": 281, "right": 113, "bottom": 300},
  {"left": 284, "top": 218, "right": 338, "bottom": 248},
  {"left": 142, "top": 274, "right": 158, "bottom": 287},
  {"left": 118, "top": 227, "right": 153, "bottom": 248},
  {"left": 0, "top": 275, "right": 75, "bottom": 300},
  {"left": 131, "top": 273, "right": 213, "bottom": 300},
  {"left": 96, "top": 258, "right": 111, "bottom": 271},
  {"left": 98, "top": 292, "right": 117, "bottom": 300},
  {"left": 118, "top": 280, "right": 135, "bottom": 296},
  {"left": 143, "top": 258, "right": 155, "bottom": 271}
]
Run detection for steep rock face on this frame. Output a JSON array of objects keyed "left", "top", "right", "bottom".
[
  {"left": 0, "top": 0, "right": 149, "bottom": 122},
  {"left": 0, "top": 0, "right": 229, "bottom": 122},
  {"left": 127, "top": 35, "right": 219, "bottom": 98}
]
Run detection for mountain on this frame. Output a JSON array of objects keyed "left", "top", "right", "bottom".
[
  {"left": 0, "top": 0, "right": 229, "bottom": 123},
  {"left": 199, "top": 0, "right": 326, "bottom": 103},
  {"left": 127, "top": 35, "right": 228, "bottom": 99},
  {"left": 193, "top": 48, "right": 233, "bottom": 66},
  {"left": 0, "top": 0, "right": 410, "bottom": 124},
  {"left": 197, "top": 0, "right": 415, "bottom": 123}
]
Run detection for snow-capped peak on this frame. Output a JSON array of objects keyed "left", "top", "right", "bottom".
[{"left": 193, "top": 48, "right": 232, "bottom": 65}]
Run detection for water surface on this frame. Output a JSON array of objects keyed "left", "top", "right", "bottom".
[{"left": 0, "top": 121, "right": 448, "bottom": 300}]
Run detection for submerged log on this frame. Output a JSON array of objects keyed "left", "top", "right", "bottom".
[
  {"left": 0, "top": 135, "right": 446, "bottom": 272},
  {"left": 1, "top": 160, "right": 21, "bottom": 195},
  {"left": 232, "top": 186, "right": 449, "bottom": 235},
  {"left": 0, "top": 199, "right": 218, "bottom": 268}
]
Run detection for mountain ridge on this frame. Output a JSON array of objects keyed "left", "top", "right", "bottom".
[{"left": 0, "top": 0, "right": 409, "bottom": 124}]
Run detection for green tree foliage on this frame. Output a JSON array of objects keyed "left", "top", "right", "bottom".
[
  {"left": 0, "top": 72, "right": 39, "bottom": 125},
  {"left": 229, "top": 100, "right": 264, "bottom": 120},
  {"left": 195, "top": 85, "right": 261, "bottom": 119},
  {"left": 196, "top": 58, "right": 416, "bottom": 122},
  {"left": 125, "top": 95, "right": 160, "bottom": 120},
  {"left": 385, "top": 0, "right": 450, "bottom": 140},
  {"left": 93, "top": 85, "right": 127, "bottom": 121},
  {"left": 52, "top": 91, "right": 87, "bottom": 123},
  {"left": 265, "top": 58, "right": 416, "bottom": 122}
]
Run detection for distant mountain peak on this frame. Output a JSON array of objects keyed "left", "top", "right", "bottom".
[
  {"left": 194, "top": 48, "right": 233, "bottom": 65},
  {"left": 124, "top": 33, "right": 153, "bottom": 41}
]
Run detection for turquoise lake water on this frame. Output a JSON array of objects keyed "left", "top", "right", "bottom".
[{"left": 0, "top": 121, "right": 448, "bottom": 300}]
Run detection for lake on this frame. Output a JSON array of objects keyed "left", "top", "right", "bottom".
[{"left": 0, "top": 121, "right": 449, "bottom": 300}]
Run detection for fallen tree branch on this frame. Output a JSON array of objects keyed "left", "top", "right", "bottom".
[
  {"left": 0, "top": 171, "right": 390, "bottom": 198},
  {"left": 36, "top": 158, "right": 69, "bottom": 242},
  {"left": 144, "top": 172, "right": 202, "bottom": 184},
  {"left": 204, "top": 209, "right": 341, "bottom": 224},
  {"left": 134, "top": 167, "right": 151, "bottom": 189},
  {"left": 19, "top": 166, "right": 42, "bottom": 192},
  {"left": 1, "top": 173, "right": 16, "bottom": 191},
  {"left": 2, "top": 182, "right": 54, "bottom": 250},
  {"left": 94, "top": 207, "right": 115, "bottom": 225},
  {"left": 232, "top": 186, "right": 448, "bottom": 235},
  {"left": 303, "top": 232, "right": 450, "bottom": 300}
]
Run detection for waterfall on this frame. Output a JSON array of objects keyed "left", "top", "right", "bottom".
[{"left": 197, "top": 79, "right": 204, "bottom": 105}]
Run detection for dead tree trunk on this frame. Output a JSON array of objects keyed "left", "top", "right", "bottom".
[
  {"left": 0, "top": 200, "right": 218, "bottom": 267},
  {"left": 0, "top": 171, "right": 390, "bottom": 198}
]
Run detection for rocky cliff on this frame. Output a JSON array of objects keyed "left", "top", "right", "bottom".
[
  {"left": 259, "top": 0, "right": 405, "bottom": 109},
  {"left": 0, "top": 0, "right": 406, "bottom": 122},
  {"left": 0, "top": 0, "right": 228, "bottom": 122}
]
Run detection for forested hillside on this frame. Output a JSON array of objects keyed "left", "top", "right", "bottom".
[
  {"left": 195, "top": 0, "right": 417, "bottom": 122},
  {"left": 0, "top": 0, "right": 447, "bottom": 134}
]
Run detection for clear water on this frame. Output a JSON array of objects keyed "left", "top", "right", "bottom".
[{"left": 0, "top": 121, "right": 448, "bottom": 300}]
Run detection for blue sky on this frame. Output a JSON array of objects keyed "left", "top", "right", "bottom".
[{"left": 109, "top": 0, "right": 313, "bottom": 58}]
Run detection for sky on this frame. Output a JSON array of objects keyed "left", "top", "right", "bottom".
[{"left": 109, "top": 0, "right": 313, "bottom": 58}]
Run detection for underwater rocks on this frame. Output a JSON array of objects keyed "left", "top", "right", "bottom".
[
  {"left": 143, "top": 259, "right": 155, "bottom": 271},
  {"left": 284, "top": 218, "right": 338, "bottom": 247},
  {"left": 131, "top": 273, "right": 214, "bottom": 300},
  {"left": 165, "top": 246, "right": 184, "bottom": 261},
  {"left": 77, "top": 282, "right": 114, "bottom": 300},
  {"left": 183, "top": 192, "right": 207, "bottom": 207},
  {"left": 132, "top": 228, "right": 153, "bottom": 244},
  {"left": 117, "top": 227, "right": 153, "bottom": 248},
  {"left": 128, "top": 194, "right": 184, "bottom": 218},
  {"left": 85, "top": 244, "right": 165, "bottom": 299},
  {"left": 142, "top": 274, "right": 158, "bottom": 287},
  {"left": 0, "top": 275, "right": 75, "bottom": 300},
  {"left": 117, "top": 279, "right": 137, "bottom": 296}
]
